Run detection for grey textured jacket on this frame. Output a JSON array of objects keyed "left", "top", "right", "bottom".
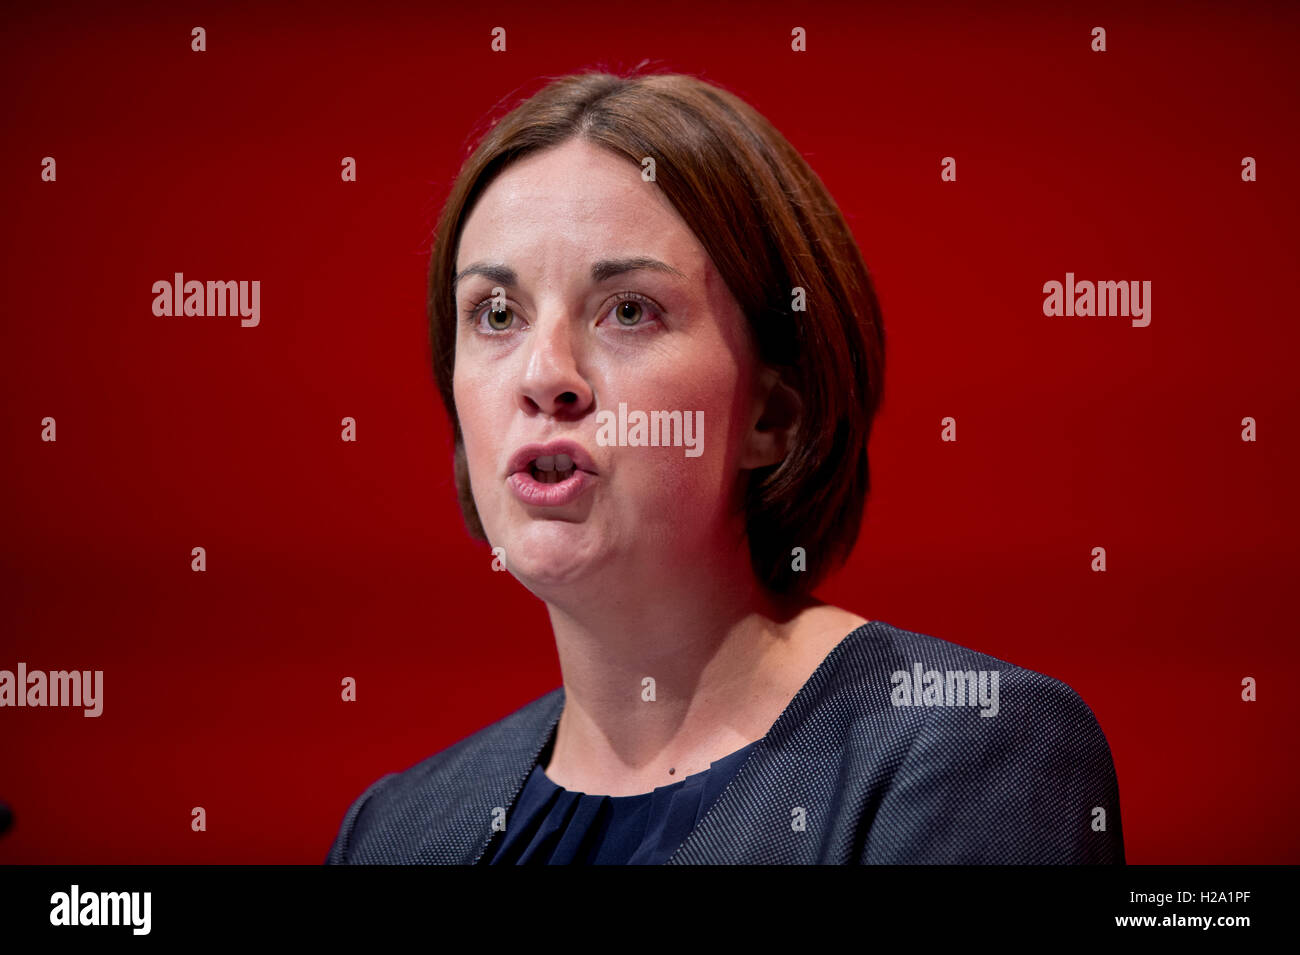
[{"left": 326, "top": 619, "right": 1124, "bottom": 864}]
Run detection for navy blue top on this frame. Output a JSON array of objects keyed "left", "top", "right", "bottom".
[{"left": 483, "top": 740, "right": 760, "bottom": 865}]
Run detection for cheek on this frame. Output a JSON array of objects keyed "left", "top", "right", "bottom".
[
  {"left": 613, "top": 360, "right": 748, "bottom": 511},
  {"left": 453, "top": 368, "right": 500, "bottom": 481}
]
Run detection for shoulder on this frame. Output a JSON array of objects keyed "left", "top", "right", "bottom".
[
  {"left": 378, "top": 686, "right": 563, "bottom": 796},
  {"left": 325, "top": 687, "right": 563, "bottom": 864},
  {"left": 827, "top": 618, "right": 1109, "bottom": 731},
  {"left": 829, "top": 620, "right": 1124, "bottom": 863}
]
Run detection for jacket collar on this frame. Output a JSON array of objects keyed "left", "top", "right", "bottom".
[{"left": 463, "top": 622, "right": 873, "bottom": 864}]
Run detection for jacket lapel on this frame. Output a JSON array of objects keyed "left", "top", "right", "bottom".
[
  {"left": 454, "top": 626, "right": 867, "bottom": 864},
  {"left": 464, "top": 688, "right": 566, "bottom": 864}
]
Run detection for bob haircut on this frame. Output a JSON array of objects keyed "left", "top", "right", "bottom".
[{"left": 428, "top": 69, "right": 885, "bottom": 598}]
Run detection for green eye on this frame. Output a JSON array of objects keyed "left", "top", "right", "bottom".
[
  {"left": 486, "top": 307, "right": 513, "bottom": 331},
  {"left": 615, "top": 301, "right": 642, "bottom": 326}
]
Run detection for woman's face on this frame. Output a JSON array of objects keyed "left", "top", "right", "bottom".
[{"left": 451, "top": 137, "right": 771, "bottom": 600}]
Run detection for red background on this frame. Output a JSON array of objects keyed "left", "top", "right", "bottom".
[{"left": 2, "top": 0, "right": 1297, "bottom": 864}]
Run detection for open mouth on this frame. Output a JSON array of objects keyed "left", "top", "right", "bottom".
[
  {"left": 507, "top": 448, "right": 593, "bottom": 507},
  {"left": 528, "top": 453, "right": 577, "bottom": 484}
]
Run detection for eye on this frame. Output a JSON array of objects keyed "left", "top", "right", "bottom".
[
  {"left": 614, "top": 301, "right": 643, "bottom": 326},
  {"left": 599, "top": 292, "right": 662, "bottom": 332},
  {"left": 485, "top": 306, "right": 515, "bottom": 332},
  {"left": 463, "top": 297, "right": 522, "bottom": 335}
]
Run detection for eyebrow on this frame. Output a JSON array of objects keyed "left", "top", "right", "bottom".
[{"left": 452, "top": 256, "right": 686, "bottom": 293}]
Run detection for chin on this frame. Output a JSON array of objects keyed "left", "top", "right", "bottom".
[
  {"left": 495, "top": 523, "right": 603, "bottom": 590},
  {"left": 510, "top": 560, "right": 602, "bottom": 600}
]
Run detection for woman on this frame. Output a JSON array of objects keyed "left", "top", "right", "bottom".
[{"left": 326, "top": 70, "right": 1124, "bottom": 865}]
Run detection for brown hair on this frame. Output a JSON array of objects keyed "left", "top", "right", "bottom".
[{"left": 428, "top": 69, "right": 885, "bottom": 598}]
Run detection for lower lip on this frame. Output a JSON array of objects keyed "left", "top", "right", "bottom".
[{"left": 507, "top": 469, "right": 595, "bottom": 507}]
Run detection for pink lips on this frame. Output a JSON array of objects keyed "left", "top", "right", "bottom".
[
  {"left": 505, "top": 440, "right": 598, "bottom": 508},
  {"left": 507, "top": 468, "right": 594, "bottom": 507}
]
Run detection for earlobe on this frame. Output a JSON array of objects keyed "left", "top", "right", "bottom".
[{"left": 739, "top": 369, "right": 802, "bottom": 471}]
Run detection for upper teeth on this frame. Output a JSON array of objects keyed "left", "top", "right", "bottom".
[{"left": 533, "top": 454, "right": 574, "bottom": 472}]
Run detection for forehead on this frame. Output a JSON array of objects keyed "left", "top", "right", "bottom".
[{"left": 454, "top": 138, "right": 709, "bottom": 277}]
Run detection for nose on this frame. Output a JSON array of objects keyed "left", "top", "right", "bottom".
[{"left": 516, "top": 308, "right": 594, "bottom": 419}]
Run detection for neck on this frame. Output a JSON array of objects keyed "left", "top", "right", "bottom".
[{"left": 537, "top": 541, "right": 825, "bottom": 794}]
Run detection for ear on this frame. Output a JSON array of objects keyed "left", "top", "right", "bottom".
[{"left": 739, "top": 366, "right": 802, "bottom": 470}]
